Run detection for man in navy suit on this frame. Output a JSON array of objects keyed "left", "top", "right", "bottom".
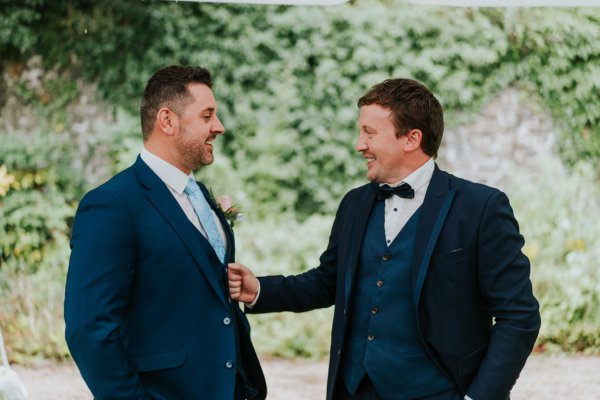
[
  {"left": 65, "top": 65, "right": 266, "bottom": 400},
  {"left": 228, "top": 78, "right": 540, "bottom": 400}
]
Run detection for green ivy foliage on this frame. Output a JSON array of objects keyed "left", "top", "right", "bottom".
[
  {"left": 2, "top": 1, "right": 598, "bottom": 217},
  {"left": 1, "top": 0, "right": 600, "bottom": 360}
]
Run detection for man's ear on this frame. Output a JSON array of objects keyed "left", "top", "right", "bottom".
[
  {"left": 404, "top": 129, "right": 422, "bottom": 152},
  {"left": 156, "top": 107, "right": 177, "bottom": 136}
]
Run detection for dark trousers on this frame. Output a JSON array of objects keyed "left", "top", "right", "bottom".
[
  {"left": 234, "top": 373, "right": 261, "bottom": 400},
  {"left": 335, "top": 376, "right": 462, "bottom": 400},
  {"left": 234, "top": 374, "right": 245, "bottom": 400}
]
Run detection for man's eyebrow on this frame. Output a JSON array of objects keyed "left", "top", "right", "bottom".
[{"left": 201, "top": 107, "right": 216, "bottom": 114}]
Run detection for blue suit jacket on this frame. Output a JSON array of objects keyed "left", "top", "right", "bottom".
[
  {"left": 252, "top": 165, "right": 540, "bottom": 400},
  {"left": 65, "top": 157, "right": 266, "bottom": 400}
]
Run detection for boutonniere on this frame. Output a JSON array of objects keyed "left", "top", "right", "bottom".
[{"left": 210, "top": 190, "right": 242, "bottom": 228}]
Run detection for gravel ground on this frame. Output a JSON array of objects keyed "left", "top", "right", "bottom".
[{"left": 11, "top": 354, "right": 600, "bottom": 399}]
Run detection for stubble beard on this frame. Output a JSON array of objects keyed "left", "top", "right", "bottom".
[{"left": 176, "top": 126, "right": 214, "bottom": 171}]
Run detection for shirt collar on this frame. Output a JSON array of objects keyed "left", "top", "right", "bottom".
[
  {"left": 387, "top": 158, "right": 435, "bottom": 192},
  {"left": 140, "top": 148, "right": 192, "bottom": 194}
]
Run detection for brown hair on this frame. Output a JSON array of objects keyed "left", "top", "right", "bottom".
[
  {"left": 358, "top": 78, "right": 443, "bottom": 158},
  {"left": 140, "top": 65, "right": 212, "bottom": 140}
]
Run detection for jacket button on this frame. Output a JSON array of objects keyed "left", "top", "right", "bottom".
[
  {"left": 382, "top": 254, "right": 390, "bottom": 261},
  {"left": 223, "top": 317, "right": 231, "bottom": 325},
  {"left": 371, "top": 307, "right": 378, "bottom": 314},
  {"left": 367, "top": 334, "right": 375, "bottom": 341},
  {"left": 225, "top": 360, "right": 234, "bottom": 369},
  {"left": 337, "top": 349, "right": 341, "bottom": 357},
  {"left": 376, "top": 280, "right": 384, "bottom": 288}
]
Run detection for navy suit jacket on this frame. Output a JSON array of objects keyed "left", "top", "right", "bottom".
[
  {"left": 65, "top": 157, "right": 266, "bottom": 400},
  {"left": 252, "top": 165, "right": 540, "bottom": 400}
]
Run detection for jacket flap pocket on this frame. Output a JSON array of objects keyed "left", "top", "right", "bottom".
[
  {"left": 130, "top": 349, "right": 186, "bottom": 372},
  {"left": 457, "top": 344, "right": 486, "bottom": 377}
]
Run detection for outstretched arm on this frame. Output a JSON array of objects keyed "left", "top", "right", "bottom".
[{"left": 230, "top": 191, "right": 359, "bottom": 314}]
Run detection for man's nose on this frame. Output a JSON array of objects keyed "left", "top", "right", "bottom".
[
  {"left": 355, "top": 135, "right": 367, "bottom": 152},
  {"left": 213, "top": 117, "right": 225, "bottom": 134}
]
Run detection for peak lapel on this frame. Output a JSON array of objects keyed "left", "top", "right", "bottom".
[
  {"left": 133, "top": 158, "right": 229, "bottom": 307},
  {"left": 411, "top": 165, "right": 456, "bottom": 305}
]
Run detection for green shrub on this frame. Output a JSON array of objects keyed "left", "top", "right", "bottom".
[
  {"left": 0, "top": 131, "right": 83, "bottom": 362},
  {"left": 509, "top": 159, "right": 600, "bottom": 353}
]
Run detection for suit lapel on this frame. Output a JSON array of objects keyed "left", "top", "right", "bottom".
[
  {"left": 411, "top": 165, "right": 456, "bottom": 305},
  {"left": 344, "top": 185, "right": 377, "bottom": 307},
  {"left": 133, "top": 157, "right": 229, "bottom": 307}
]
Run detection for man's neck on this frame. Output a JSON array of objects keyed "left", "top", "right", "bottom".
[
  {"left": 144, "top": 142, "right": 191, "bottom": 175},
  {"left": 384, "top": 156, "right": 432, "bottom": 184}
]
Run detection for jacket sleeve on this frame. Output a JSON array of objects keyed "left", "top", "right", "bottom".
[
  {"left": 250, "top": 192, "right": 354, "bottom": 313},
  {"left": 64, "top": 188, "right": 151, "bottom": 400},
  {"left": 466, "top": 190, "right": 541, "bottom": 400}
]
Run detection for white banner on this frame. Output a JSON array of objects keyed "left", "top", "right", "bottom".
[{"left": 405, "top": 0, "right": 600, "bottom": 7}]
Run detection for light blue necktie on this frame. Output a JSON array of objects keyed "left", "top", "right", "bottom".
[{"left": 184, "top": 177, "right": 226, "bottom": 264}]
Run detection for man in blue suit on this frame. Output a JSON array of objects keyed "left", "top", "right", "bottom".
[
  {"left": 65, "top": 65, "right": 266, "bottom": 400},
  {"left": 228, "top": 78, "right": 540, "bottom": 400}
]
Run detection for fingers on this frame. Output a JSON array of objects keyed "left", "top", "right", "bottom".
[
  {"left": 228, "top": 275, "right": 242, "bottom": 289},
  {"left": 227, "top": 262, "right": 243, "bottom": 272},
  {"left": 229, "top": 285, "right": 241, "bottom": 300},
  {"left": 228, "top": 268, "right": 242, "bottom": 282},
  {"left": 229, "top": 273, "right": 241, "bottom": 299},
  {"left": 228, "top": 262, "right": 253, "bottom": 277},
  {"left": 227, "top": 262, "right": 259, "bottom": 304},
  {"left": 227, "top": 263, "right": 242, "bottom": 282},
  {"left": 228, "top": 263, "right": 243, "bottom": 300}
]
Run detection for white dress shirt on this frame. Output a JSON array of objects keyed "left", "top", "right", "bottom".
[
  {"left": 383, "top": 158, "right": 435, "bottom": 245},
  {"left": 140, "top": 148, "right": 227, "bottom": 251}
]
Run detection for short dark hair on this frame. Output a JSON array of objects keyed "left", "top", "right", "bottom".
[
  {"left": 357, "top": 78, "right": 444, "bottom": 158},
  {"left": 140, "top": 65, "right": 212, "bottom": 140}
]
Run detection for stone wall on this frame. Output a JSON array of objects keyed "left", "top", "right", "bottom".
[
  {"left": 439, "top": 88, "right": 558, "bottom": 188},
  {"left": 0, "top": 57, "right": 117, "bottom": 185}
]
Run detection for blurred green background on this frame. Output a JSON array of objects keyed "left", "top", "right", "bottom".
[{"left": 0, "top": 0, "right": 599, "bottom": 363}]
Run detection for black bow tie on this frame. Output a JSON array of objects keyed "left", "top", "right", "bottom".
[{"left": 375, "top": 183, "right": 415, "bottom": 201}]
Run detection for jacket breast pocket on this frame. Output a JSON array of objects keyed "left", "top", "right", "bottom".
[
  {"left": 129, "top": 349, "right": 187, "bottom": 372},
  {"left": 432, "top": 245, "right": 471, "bottom": 266}
]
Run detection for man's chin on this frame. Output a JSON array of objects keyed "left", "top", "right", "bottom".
[
  {"left": 189, "top": 158, "right": 214, "bottom": 170},
  {"left": 199, "top": 154, "right": 215, "bottom": 166}
]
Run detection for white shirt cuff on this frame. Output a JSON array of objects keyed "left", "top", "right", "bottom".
[{"left": 244, "top": 280, "right": 261, "bottom": 309}]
